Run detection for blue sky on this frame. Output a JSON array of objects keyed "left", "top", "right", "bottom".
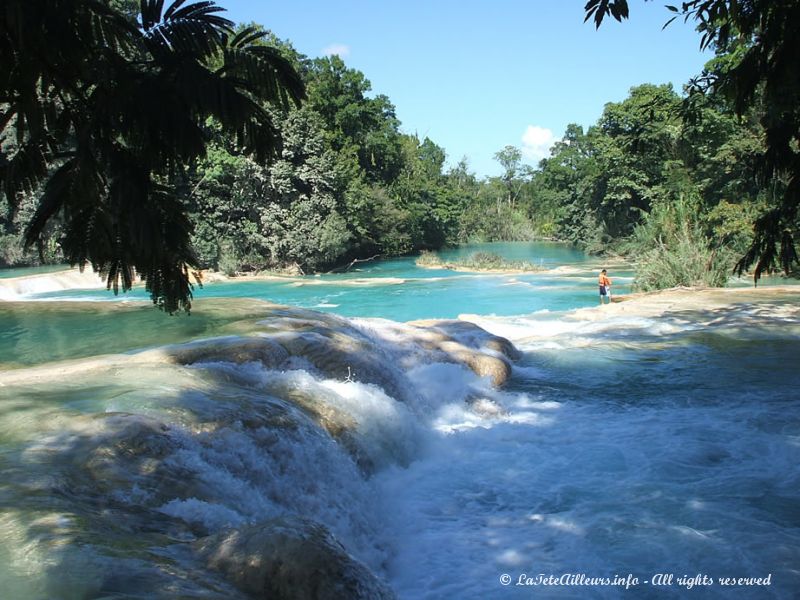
[{"left": 216, "top": 1, "right": 711, "bottom": 177}]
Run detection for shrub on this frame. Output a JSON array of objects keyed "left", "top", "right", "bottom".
[
  {"left": 626, "top": 198, "right": 735, "bottom": 291},
  {"left": 416, "top": 251, "right": 543, "bottom": 272}
]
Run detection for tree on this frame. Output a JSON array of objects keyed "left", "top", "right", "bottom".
[
  {"left": 534, "top": 124, "right": 602, "bottom": 247},
  {"left": 189, "top": 107, "right": 351, "bottom": 274},
  {"left": 390, "top": 135, "right": 451, "bottom": 250},
  {"left": 0, "top": 0, "right": 304, "bottom": 312},
  {"left": 585, "top": 0, "right": 800, "bottom": 280},
  {"left": 494, "top": 145, "right": 525, "bottom": 208},
  {"left": 590, "top": 83, "right": 683, "bottom": 238},
  {"left": 259, "top": 108, "right": 351, "bottom": 271},
  {"left": 305, "top": 56, "right": 403, "bottom": 185}
]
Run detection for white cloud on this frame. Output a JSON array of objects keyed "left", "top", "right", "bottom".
[
  {"left": 321, "top": 43, "right": 350, "bottom": 58},
  {"left": 521, "top": 125, "right": 556, "bottom": 163}
]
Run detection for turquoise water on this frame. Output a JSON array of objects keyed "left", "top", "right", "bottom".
[
  {"left": 2, "top": 243, "right": 631, "bottom": 366},
  {"left": 28, "top": 242, "right": 633, "bottom": 321},
  {"left": 0, "top": 264, "right": 69, "bottom": 279},
  {"left": 1, "top": 242, "right": 799, "bottom": 599},
  {"left": 0, "top": 299, "right": 276, "bottom": 367}
]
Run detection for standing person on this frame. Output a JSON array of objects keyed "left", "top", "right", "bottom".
[{"left": 598, "top": 269, "right": 612, "bottom": 304}]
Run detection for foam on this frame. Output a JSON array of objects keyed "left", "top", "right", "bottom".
[
  {"left": 0, "top": 269, "right": 105, "bottom": 299},
  {"left": 2, "top": 295, "right": 800, "bottom": 598}
]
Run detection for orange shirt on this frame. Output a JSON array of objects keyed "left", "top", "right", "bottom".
[{"left": 599, "top": 274, "right": 611, "bottom": 287}]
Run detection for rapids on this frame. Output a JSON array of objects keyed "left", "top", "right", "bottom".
[{"left": 1, "top": 243, "right": 798, "bottom": 599}]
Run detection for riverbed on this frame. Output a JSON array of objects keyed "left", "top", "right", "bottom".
[{"left": 1, "top": 242, "right": 798, "bottom": 599}]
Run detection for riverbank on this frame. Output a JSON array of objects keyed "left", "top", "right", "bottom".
[
  {"left": 575, "top": 285, "right": 800, "bottom": 323},
  {"left": 460, "top": 285, "right": 800, "bottom": 344},
  {"left": 0, "top": 267, "right": 308, "bottom": 302},
  {"left": 415, "top": 262, "right": 544, "bottom": 275},
  {"left": 415, "top": 250, "right": 547, "bottom": 274}
]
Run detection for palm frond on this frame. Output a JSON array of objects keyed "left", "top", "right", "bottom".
[
  {"left": 140, "top": 0, "right": 232, "bottom": 58},
  {"left": 169, "top": 1, "right": 227, "bottom": 24},
  {"left": 24, "top": 156, "right": 103, "bottom": 247},
  {"left": 221, "top": 43, "right": 306, "bottom": 109},
  {"left": 229, "top": 25, "right": 269, "bottom": 49},
  {"left": 87, "top": 66, "right": 208, "bottom": 170},
  {"left": 140, "top": 0, "right": 168, "bottom": 31},
  {"left": 105, "top": 175, "right": 199, "bottom": 312},
  {"left": 1, "top": 0, "right": 303, "bottom": 312},
  {"left": 169, "top": 58, "right": 284, "bottom": 160},
  {"left": 2, "top": 136, "right": 51, "bottom": 207}
]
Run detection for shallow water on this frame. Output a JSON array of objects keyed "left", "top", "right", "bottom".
[
  {"left": 0, "top": 264, "right": 72, "bottom": 279},
  {"left": 1, "top": 243, "right": 798, "bottom": 599},
  {"left": 23, "top": 242, "right": 634, "bottom": 320},
  {"left": 380, "top": 309, "right": 800, "bottom": 599}
]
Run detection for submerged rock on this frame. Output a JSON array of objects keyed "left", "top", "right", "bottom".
[
  {"left": 146, "top": 336, "right": 291, "bottom": 370},
  {"left": 147, "top": 306, "right": 520, "bottom": 404},
  {"left": 195, "top": 515, "right": 396, "bottom": 600},
  {"left": 0, "top": 302, "right": 524, "bottom": 598},
  {"left": 388, "top": 318, "right": 519, "bottom": 386}
]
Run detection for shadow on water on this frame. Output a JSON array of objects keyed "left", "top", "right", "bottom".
[
  {"left": 650, "top": 300, "right": 800, "bottom": 338},
  {"left": 0, "top": 299, "right": 286, "bottom": 368},
  {"left": 1, "top": 360, "right": 373, "bottom": 599},
  {"left": 3, "top": 306, "right": 506, "bottom": 598},
  {"left": 1, "top": 296, "right": 799, "bottom": 599}
]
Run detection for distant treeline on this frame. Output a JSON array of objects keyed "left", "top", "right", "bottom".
[{"left": 2, "top": 4, "right": 797, "bottom": 293}]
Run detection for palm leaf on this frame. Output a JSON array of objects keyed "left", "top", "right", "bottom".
[
  {"left": 24, "top": 156, "right": 104, "bottom": 248},
  {"left": 2, "top": 136, "right": 51, "bottom": 207},
  {"left": 168, "top": 58, "right": 283, "bottom": 160},
  {"left": 2, "top": 0, "right": 303, "bottom": 312},
  {"left": 221, "top": 44, "right": 306, "bottom": 109},
  {"left": 141, "top": 0, "right": 232, "bottom": 58},
  {"left": 140, "top": 0, "right": 168, "bottom": 31},
  {"left": 87, "top": 65, "right": 208, "bottom": 170},
  {"left": 229, "top": 25, "right": 269, "bottom": 49}
]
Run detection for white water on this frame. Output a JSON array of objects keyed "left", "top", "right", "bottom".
[
  {"left": 373, "top": 310, "right": 800, "bottom": 599},
  {"left": 3, "top": 303, "right": 797, "bottom": 598},
  {"left": 1, "top": 257, "right": 799, "bottom": 598}
]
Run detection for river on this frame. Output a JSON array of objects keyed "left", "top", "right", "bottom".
[{"left": 0, "top": 242, "right": 798, "bottom": 599}]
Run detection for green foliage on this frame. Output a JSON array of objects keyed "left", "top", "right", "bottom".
[
  {"left": 586, "top": 0, "right": 800, "bottom": 282},
  {"left": 590, "top": 84, "right": 683, "bottom": 239},
  {"left": 259, "top": 108, "right": 351, "bottom": 270},
  {"left": 0, "top": 0, "right": 304, "bottom": 312},
  {"left": 703, "top": 199, "right": 761, "bottom": 257},
  {"left": 305, "top": 56, "right": 403, "bottom": 185},
  {"left": 626, "top": 198, "right": 735, "bottom": 291},
  {"left": 390, "top": 135, "right": 457, "bottom": 250},
  {"left": 534, "top": 124, "right": 600, "bottom": 247},
  {"left": 416, "top": 251, "right": 543, "bottom": 272},
  {"left": 453, "top": 149, "right": 539, "bottom": 243},
  {"left": 529, "top": 76, "right": 768, "bottom": 290},
  {"left": 0, "top": 227, "right": 30, "bottom": 266},
  {"left": 459, "top": 199, "right": 536, "bottom": 243},
  {"left": 0, "top": 189, "right": 61, "bottom": 267},
  {"left": 340, "top": 180, "right": 407, "bottom": 256},
  {"left": 190, "top": 107, "right": 351, "bottom": 273},
  {"left": 8, "top": 0, "right": 784, "bottom": 300},
  {"left": 494, "top": 145, "right": 527, "bottom": 207}
]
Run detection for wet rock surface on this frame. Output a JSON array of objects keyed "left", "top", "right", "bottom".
[
  {"left": 195, "top": 516, "right": 396, "bottom": 600},
  {"left": 0, "top": 303, "right": 520, "bottom": 598}
]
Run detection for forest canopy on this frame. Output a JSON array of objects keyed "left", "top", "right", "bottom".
[{"left": 1, "top": 0, "right": 797, "bottom": 311}]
